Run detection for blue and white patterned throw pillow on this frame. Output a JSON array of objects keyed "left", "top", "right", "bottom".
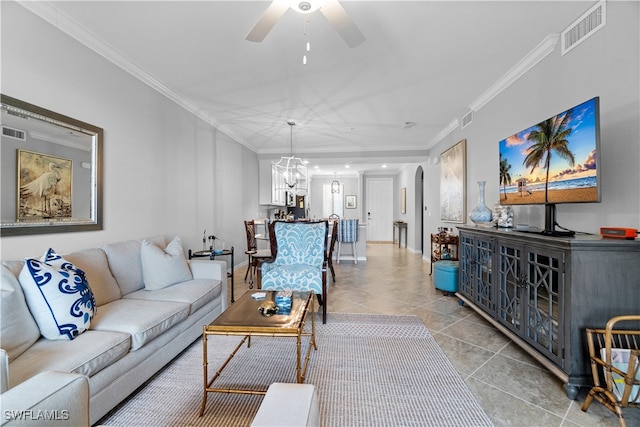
[{"left": 18, "top": 249, "right": 96, "bottom": 340}]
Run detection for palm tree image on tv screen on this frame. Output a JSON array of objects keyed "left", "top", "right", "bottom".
[{"left": 498, "top": 97, "right": 600, "bottom": 206}]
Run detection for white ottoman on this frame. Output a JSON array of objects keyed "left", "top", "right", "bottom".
[{"left": 250, "top": 383, "right": 319, "bottom": 427}]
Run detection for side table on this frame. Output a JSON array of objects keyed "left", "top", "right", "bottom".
[
  {"left": 189, "top": 247, "right": 235, "bottom": 303},
  {"left": 393, "top": 221, "right": 407, "bottom": 248},
  {"left": 429, "top": 233, "right": 458, "bottom": 275}
]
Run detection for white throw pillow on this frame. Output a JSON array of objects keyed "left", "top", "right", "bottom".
[
  {"left": 18, "top": 249, "right": 97, "bottom": 340},
  {"left": 141, "top": 236, "right": 193, "bottom": 290},
  {"left": 1, "top": 265, "right": 41, "bottom": 359}
]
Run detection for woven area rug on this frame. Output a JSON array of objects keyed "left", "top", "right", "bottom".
[{"left": 99, "top": 313, "right": 493, "bottom": 426}]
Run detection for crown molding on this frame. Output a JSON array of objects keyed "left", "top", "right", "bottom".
[
  {"left": 469, "top": 34, "right": 560, "bottom": 112},
  {"left": 429, "top": 33, "right": 560, "bottom": 148},
  {"left": 17, "top": 1, "right": 254, "bottom": 151},
  {"left": 427, "top": 118, "right": 459, "bottom": 149}
]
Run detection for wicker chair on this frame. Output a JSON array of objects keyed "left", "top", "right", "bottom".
[{"left": 581, "top": 315, "right": 640, "bottom": 427}]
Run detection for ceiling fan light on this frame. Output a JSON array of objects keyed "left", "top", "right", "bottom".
[{"left": 293, "top": 1, "right": 323, "bottom": 14}]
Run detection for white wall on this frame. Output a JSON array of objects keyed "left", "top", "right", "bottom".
[
  {"left": 424, "top": 1, "right": 640, "bottom": 238},
  {"left": 1, "top": 3, "right": 259, "bottom": 261},
  {"left": 308, "top": 175, "right": 361, "bottom": 220}
]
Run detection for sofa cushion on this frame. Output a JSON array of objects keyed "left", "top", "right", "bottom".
[
  {"left": 90, "top": 299, "right": 189, "bottom": 350},
  {"left": 123, "top": 278, "right": 222, "bottom": 315},
  {"left": 0, "top": 349, "right": 8, "bottom": 393},
  {"left": 102, "top": 235, "right": 166, "bottom": 296},
  {"left": 1, "top": 265, "right": 41, "bottom": 361},
  {"left": 18, "top": 249, "right": 97, "bottom": 340},
  {"left": 1, "top": 260, "right": 24, "bottom": 279},
  {"left": 7, "top": 330, "right": 130, "bottom": 389},
  {"left": 141, "top": 236, "right": 193, "bottom": 290},
  {"left": 2, "top": 371, "right": 90, "bottom": 427},
  {"left": 64, "top": 247, "right": 121, "bottom": 306}
]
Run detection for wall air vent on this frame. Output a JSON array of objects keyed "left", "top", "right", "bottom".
[
  {"left": 561, "top": 0, "right": 606, "bottom": 56},
  {"left": 461, "top": 110, "right": 473, "bottom": 129},
  {"left": 2, "top": 126, "right": 26, "bottom": 141}
]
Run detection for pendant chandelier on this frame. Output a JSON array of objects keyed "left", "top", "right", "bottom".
[
  {"left": 331, "top": 173, "right": 340, "bottom": 194},
  {"left": 274, "top": 121, "right": 307, "bottom": 194}
]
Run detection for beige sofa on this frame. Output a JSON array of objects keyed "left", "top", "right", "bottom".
[{"left": 0, "top": 236, "right": 228, "bottom": 426}]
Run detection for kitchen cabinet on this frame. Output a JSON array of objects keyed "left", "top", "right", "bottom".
[{"left": 259, "top": 160, "right": 286, "bottom": 206}]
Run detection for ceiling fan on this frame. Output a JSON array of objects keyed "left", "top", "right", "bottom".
[{"left": 246, "top": 0, "right": 365, "bottom": 48}]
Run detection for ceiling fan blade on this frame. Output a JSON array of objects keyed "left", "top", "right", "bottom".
[
  {"left": 319, "top": 0, "right": 365, "bottom": 48},
  {"left": 246, "top": 1, "right": 290, "bottom": 43}
]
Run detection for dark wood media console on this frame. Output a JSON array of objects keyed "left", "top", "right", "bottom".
[{"left": 455, "top": 225, "right": 640, "bottom": 399}]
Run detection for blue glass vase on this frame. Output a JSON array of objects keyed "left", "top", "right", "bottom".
[{"left": 469, "top": 181, "right": 493, "bottom": 226}]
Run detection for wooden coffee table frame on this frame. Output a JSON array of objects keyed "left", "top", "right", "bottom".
[{"left": 199, "top": 291, "right": 316, "bottom": 416}]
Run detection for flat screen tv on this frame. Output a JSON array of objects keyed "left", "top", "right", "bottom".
[{"left": 498, "top": 97, "right": 600, "bottom": 236}]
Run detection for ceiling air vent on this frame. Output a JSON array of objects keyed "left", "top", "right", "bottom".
[
  {"left": 2, "top": 126, "right": 26, "bottom": 141},
  {"left": 461, "top": 110, "right": 473, "bottom": 129},
  {"left": 561, "top": 0, "right": 606, "bottom": 56}
]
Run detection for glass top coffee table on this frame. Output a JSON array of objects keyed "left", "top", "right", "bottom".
[{"left": 199, "top": 290, "right": 316, "bottom": 417}]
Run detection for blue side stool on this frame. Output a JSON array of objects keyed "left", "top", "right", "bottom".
[{"left": 433, "top": 260, "right": 459, "bottom": 296}]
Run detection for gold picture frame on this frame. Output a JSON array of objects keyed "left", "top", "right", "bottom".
[
  {"left": 440, "top": 139, "right": 466, "bottom": 223},
  {"left": 17, "top": 150, "right": 73, "bottom": 221}
]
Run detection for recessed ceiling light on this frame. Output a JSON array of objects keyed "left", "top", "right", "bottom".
[
  {"left": 402, "top": 121, "right": 416, "bottom": 129},
  {"left": 345, "top": 165, "right": 350, "bottom": 169},
  {"left": 382, "top": 164, "right": 387, "bottom": 168}
]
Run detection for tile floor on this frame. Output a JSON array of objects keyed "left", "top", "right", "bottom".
[{"left": 232, "top": 243, "right": 638, "bottom": 427}]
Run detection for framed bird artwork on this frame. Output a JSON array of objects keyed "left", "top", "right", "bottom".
[{"left": 17, "top": 150, "right": 72, "bottom": 221}]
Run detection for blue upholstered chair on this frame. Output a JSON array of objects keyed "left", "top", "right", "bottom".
[
  {"left": 337, "top": 219, "right": 359, "bottom": 264},
  {"left": 259, "top": 220, "right": 329, "bottom": 323}
]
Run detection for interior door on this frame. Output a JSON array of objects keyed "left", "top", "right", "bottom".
[{"left": 366, "top": 178, "right": 393, "bottom": 242}]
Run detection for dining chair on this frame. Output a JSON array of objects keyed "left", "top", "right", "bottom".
[
  {"left": 327, "top": 220, "right": 338, "bottom": 282},
  {"left": 337, "top": 219, "right": 359, "bottom": 264},
  {"left": 258, "top": 220, "right": 329, "bottom": 323},
  {"left": 243, "top": 220, "right": 271, "bottom": 288}
]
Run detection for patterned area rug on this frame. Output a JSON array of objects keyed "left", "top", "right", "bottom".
[{"left": 99, "top": 313, "right": 493, "bottom": 426}]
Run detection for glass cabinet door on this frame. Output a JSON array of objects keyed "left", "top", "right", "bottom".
[
  {"left": 497, "top": 241, "right": 524, "bottom": 334},
  {"left": 473, "top": 236, "right": 495, "bottom": 316},
  {"left": 459, "top": 234, "right": 475, "bottom": 300},
  {"left": 524, "top": 247, "right": 565, "bottom": 365}
]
